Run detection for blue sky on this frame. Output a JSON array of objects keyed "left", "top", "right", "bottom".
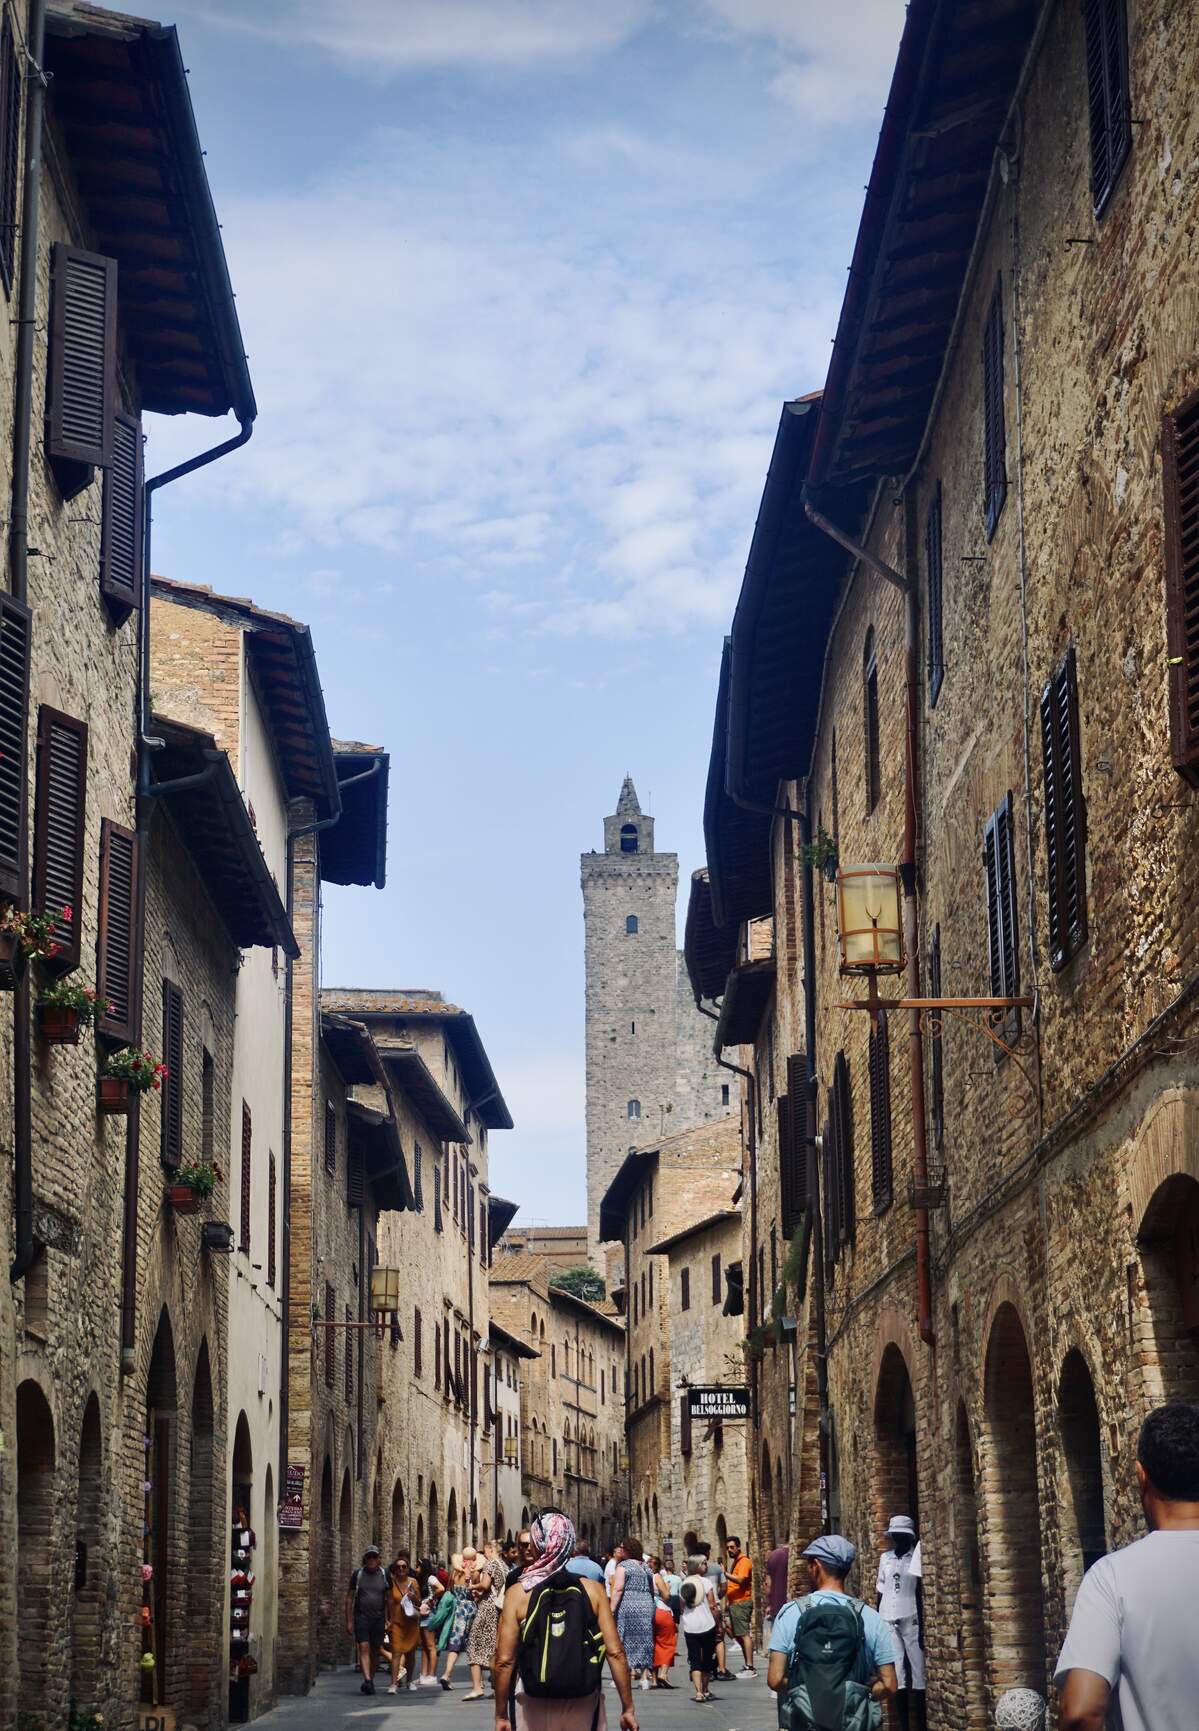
[{"left": 148, "top": 0, "right": 906, "bottom": 1226}]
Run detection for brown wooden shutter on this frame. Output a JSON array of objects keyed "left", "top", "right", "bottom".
[
  {"left": 99, "top": 412, "right": 143, "bottom": 621},
  {"left": 929, "top": 926, "right": 945, "bottom": 1152},
  {"left": 46, "top": 244, "right": 117, "bottom": 485},
  {"left": 983, "top": 793, "right": 1021, "bottom": 1046},
  {"left": 431, "top": 1317, "right": 438, "bottom": 1388},
  {"left": 414, "top": 1146, "right": 424, "bottom": 1211},
  {"left": 96, "top": 818, "right": 139, "bottom": 1040},
  {"left": 324, "top": 1098, "right": 336, "bottom": 1175},
  {"left": 0, "top": 15, "right": 20, "bottom": 295},
  {"left": 680, "top": 1392, "right": 692, "bottom": 1457},
  {"left": 160, "top": 980, "right": 184, "bottom": 1169},
  {"left": 239, "top": 1101, "right": 252, "bottom": 1253},
  {"left": 926, "top": 482, "right": 944, "bottom": 703},
  {"left": 0, "top": 593, "right": 31, "bottom": 903},
  {"left": 832, "top": 1049, "right": 854, "bottom": 1247},
  {"left": 780, "top": 1051, "right": 810, "bottom": 1237},
  {"left": 1040, "top": 646, "right": 1088, "bottom": 970},
  {"left": 711, "top": 1252, "right": 721, "bottom": 1305},
  {"left": 983, "top": 278, "right": 1007, "bottom": 540},
  {"left": 822, "top": 1090, "right": 838, "bottom": 1267},
  {"left": 1083, "top": 0, "right": 1131, "bottom": 216},
  {"left": 433, "top": 1160, "right": 443, "bottom": 1232},
  {"left": 267, "top": 1153, "right": 277, "bottom": 1288},
  {"left": 869, "top": 1011, "right": 893, "bottom": 1212},
  {"left": 325, "top": 1283, "right": 335, "bottom": 1388},
  {"left": 345, "top": 1304, "right": 354, "bottom": 1402},
  {"left": 32, "top": 706, "right": 86, "bottom": 973},
  {"left": 346, "top": 1137, "right": 364, "bottom": 1208},
  {"left": 1163, "top": 390, "right": 1199, "bottom": 784}
]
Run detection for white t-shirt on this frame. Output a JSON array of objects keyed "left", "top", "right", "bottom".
[
  {"left": 680, "top": 1575, "right": 717, "bottom": 1635},
  {"left": 876, "top": 1548, "right": 920, "bottom": 1621},
  {"left": 909, "top": 1540, "right": 922, "bottom": 1581},
  {"left": 1054, "top": 1530, "right": 1199, "bottom": 1731},
  {"left": 604, "top": 1556, "right": 619, "bottom": 1596}
]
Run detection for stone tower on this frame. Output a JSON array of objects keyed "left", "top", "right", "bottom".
[{"left": 581, "top": 778, "right": 734, "bottom": 1260}]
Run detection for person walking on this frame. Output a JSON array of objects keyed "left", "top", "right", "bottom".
[
  {"left": 723, "top": 1536, "right": 756, "bottom": 1678},
  {"left": 465, "top": 1540, "right": 508, "bottom": 1700},
  {"left": 609, "top": 1536, "right": 656, "bottom": 1692},
  {"left": 568, "top": 1538, "right": 607, "bottom": 1582},
  {"left": 875, "top": 1516, "right": 925, "bottom": 1730},
  {"left": 440, "top": 1551, "right": 479, "bottom": 1690},
  {"left": 679, "top": 1565, "right": 720, "bottom": 1702},
  {"left": 492, "top": 1509, "right": 639, "bottom": 1731},
  {"left": 765, "top": 1539, "right": 790, "bottom": 1634},
  {"left": 694, "top": 1541, "right": 731, "bottom": 1679},
  {"left": 1056, "top": 1400, "right": 1199, "bottom": 1731},
  {"left": 417, "top": 1558, "right": 450, "bottom": 1686},
  {"left": 767, "top": 1534, "right": 898, "bottom": 1724},
  {"left": 507, "top": 1528, "right": 535, "bottom": 1589},
  {"left": 650, "top": 1558, "right": 678, "bottom": 1688},
  {"left": 344, "top": 1544, "right": 389, "bottom": 1695},
  {"left": 385, "top": 1553, "right": 421, "bottom": 1693}
]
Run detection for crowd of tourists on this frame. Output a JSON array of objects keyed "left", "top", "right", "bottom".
[{"left": 339, "top": 1399, "right": 1199, "bottom": 1730}]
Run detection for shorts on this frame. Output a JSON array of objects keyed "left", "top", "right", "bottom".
[
  {"left": 684, "top": 1628, "right": 717, "bottom": 1673},
  {"left": 354, "top": 1611, "right": 386, "bottom": 1647},
  {"left": 728, "top": 1599, "right": 752, "bottom": 1639}
]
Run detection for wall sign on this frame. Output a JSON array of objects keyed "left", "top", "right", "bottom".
[
  {"left": 279, "top": 1462, "right": 305, "bottom": 1529},
  {"left": 686, "top": 1385, "right": 750, "bottom": 1420}
]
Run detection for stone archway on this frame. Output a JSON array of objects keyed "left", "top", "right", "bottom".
[
  {"left": 1136, "top": 1172, "right": 1199, "bottom": 1404},
  {"left": 954, "top": 1404, "right": 988, "bottom": 1729},
  {"left": 187, "top": 1343, "right": 217, "bottom": 1722},
  {"left": 447, "top": 1488, "right": 459, "bottom": 1557},
  {"left": 983, "top": 1302, "right": 1045, "bottom": 1696},
  {"left": 72, "top": 1394, "right": 104, "bottom": 1714},
  {"left": 391, "top": 1479, "right": 406, "bottom": 1557},
  {"left": 318, "top": 1457, "right": 337, "bottom": 1669},
  {"left": 874, "top": 1342, "right": 919, "bottom": 1545},
  {"left": 144, "top": 1310, "right": 179, "bottom": 1708},
  {"left": 1058, "top": 1349, "right": 1108, "bottom": 1605},
  {"left": 18, "top": 1380, "right": 56, "bottom": 1721}
]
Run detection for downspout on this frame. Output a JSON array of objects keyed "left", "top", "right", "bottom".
[
  {"left": 8, "top": 0, "right": 48, "bottom": 1284},
  {"left": 797, "top": 798, "right": 831, "bottom": 1524},
  {"left": 801, "top": 486, "right": 935, "bottom": 1347},
  {"left": 468, "top": 1186, "right": 477, "bottom": 1533},
  {"left": 357, "top": 1202, "right": 366, "bottom": 1480},
  {"left": 279, "top": 832, "right": 294, "bottom": 1493}
]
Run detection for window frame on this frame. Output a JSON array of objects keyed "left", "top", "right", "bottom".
[
  {"left": 1083, "top": 0, "right": 1132, "bottom": 219},
  {"left": 1162, "top": 389, "right": 1199, "bottom": 784},
  {"left": 1040, "top": 644, "right": 1088, "bottom": 971}
]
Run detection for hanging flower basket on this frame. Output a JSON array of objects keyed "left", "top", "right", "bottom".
[
  {"left": 0, "top": 927, "right": 28, "bottom": 990},
  {"left": 38, "top": 1002, "right": 80, "bottom": 1044},
  {"left": 168, "top": 1185, "right": 200, "bottom": 1216},
  {"left": 99, "top": 1045, "right": 166, "bottom": 1117},
  {"left": 167, "top": 1160, "right": 218, "bottom": 1217},
  {"left": 0, "top": 902, "right": 73, "bottom": 978},
  {"left": 38, "top": 981, "right": 110, "bottom": 1045},
  {"left": 97, "top": 1075, "right": 131, "bottom": 1115}
]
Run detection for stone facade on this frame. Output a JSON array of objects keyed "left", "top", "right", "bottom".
[{"left": 485, "top": 1323, "right": 533, "bottom": 1544}]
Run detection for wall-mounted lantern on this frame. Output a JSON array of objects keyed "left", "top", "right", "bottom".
[
  {"left": 836, "top": 864, "right": 904, "bottom": 975},
  {"left": 370, "top": 1266, "right": 401, "bottom": 1314}
]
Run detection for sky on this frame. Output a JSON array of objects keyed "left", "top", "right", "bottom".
[{"left": 147, "top": 0, "right": 907, "bottom": 1226}]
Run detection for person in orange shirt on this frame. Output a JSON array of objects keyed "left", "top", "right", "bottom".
[{"left": 723, "top": 1536, "right": 757, "bottom": 1678}]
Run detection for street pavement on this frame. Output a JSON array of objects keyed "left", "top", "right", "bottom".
[{"left": 250, "top": 1656, "right": 780, "bottom": 1731}]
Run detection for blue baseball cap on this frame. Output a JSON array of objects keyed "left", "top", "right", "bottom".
[{"left": 801, "top": 1534, "right": 856, "bottom": 1570}]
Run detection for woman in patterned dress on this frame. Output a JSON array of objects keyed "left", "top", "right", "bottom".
[
  {"left": 439, "top": 1553, "right": 478, "bottom": 1689},
  {"left": 464, "top": 1540, "right": 507, "bottom": 1698},
  {"left": 609, "top": 1536, "right": 655, "bottom": 1688}
]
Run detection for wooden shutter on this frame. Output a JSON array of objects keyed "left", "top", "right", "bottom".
[
  {"left": 822, "top": 1090, "right": 838, "bottom": 1267},
  {"left": 96, "top": 818, "right": 139, "bottom": 1040},
  {"left": 267, "top": 1153, "right": 277, "bottom": 1288},
  {"left": 711, "top": 1252, "right": 721, "bottom": 1305},
  {"left": 680, "top": 1393, "right": 692, "bottom": 1457},
  {"left": 432, "top": 1318, "right": 438, "bottom": 1387},
  {"left": 160, "top": 980, "right": 184, "bottom": 1169},
  {"left": 345, "top": 1304, "right": 354, "bottom": 1402},
  {"left": 325, "top": 1283, "right": 335, "bottom": 1387},
  {"left": 0, "top": 594, "right": 31, "bottom": 903},
  {"left": 434, "top": 1162, "right": 443, "bottom": 1231},
  {"left": 1083, "top": 0, "right": 1131, "bottom": 217},
  {"left": 929, "top": 926, "right": 945, "bottom": 1152},
  {"left": 681, "top": 1268, "right": 690, "bottom": 1311},
  {"left": 832, "top": 1049, "right": 855, "bottom": 1247},
  {"left": 346, "top": 1137, "right": 364, "bottom": 1208},
  {"left": 32, "top": 706, "right": 86, "bottom": 972},
  {"left": 239, "top": 1101, "right": 252, "bottom": 1253},
  {"left": 1163, "top": 391, "right": 1199, "bottom": 784},
  {"left": 324, "top": 1099, "right": 336, "bottom": 1174},
  {"left": 869, "top": 1011, "right": 893, "bottom": 1212},
  {"left": 0, "top": 15, "right": 20, "bottom": 294},
  {"left": 983, "top": 793, "right": 1021, "bottom": 1046},
  {"left": 983, "top": 278, "right": 1007, "bottom": 541},
  {"left": 414, "top": 1146, "right": 423, "bottom": 1211},
  {"left": 1040, "top": 646, "right": 1088, "bottom": 969},
  {"left": 99, "top": 412, "right": 143, "bottom": 620},
  {"left": 780, "top": 1051, "right": 810, "bottom": 1237},
  {"left": 46, "top": 243, "right": 116, "bottom": 480},
  {"left": 926, "top": 483, "right": 944, "bottom": 703}
]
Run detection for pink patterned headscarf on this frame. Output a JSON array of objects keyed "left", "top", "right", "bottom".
[{"left": 522, "top": 1511, "right": 576, "bottom": 1591}]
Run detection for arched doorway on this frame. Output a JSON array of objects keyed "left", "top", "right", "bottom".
[
  {"left": 143, "top": 1311, "right": 178, "bottom": 1708},
  {"left": 318, "top": 1457, "right": 336, "bottom": 1669},
  {"left": 1136, "top": 1173, "right": 1199, "bottom": 1402},
  {"left": 428, "top": 1482, "right": 440, "bottom": 1556},
  {"left": 391, "top": 1479, "right": 405, "bottom": 1557},
  {"left": 229, "top": 1414, "right": 254, "bottom": 1722},
  {"left": 1058, "top": 1350, "right": 1108, "bottom": 1603},
  {"left": 715, "top": 1511, "right": 728, "bottom": 1553},
  {"left": 72, "top": 1394, "right": 103, "bottom": 1713},
  {"left": 447, "top": 1488, "right": 458, "bottom": 1557},
  {"left": 261, "top": 1464, "right": 275, "bottom": 1700},
  {"left": 187, "top": 1344, "right": 216, "bottom": 1720},
  {"left": 416, "top": 1514, "right": 425, "bottom": 1557},
  {"left": 874, "top": 1344, "right": 919, "bottom": 1540},
  {"left": 954, "top": 1404, "right": 987, "bottom": 1729},
  {"left": 759, "top": 1446, "right": 773, "bottom": 1548},
  {"left": 983, "top": 1303, "right": 1045, "bottom": 1695},
  {"left": 18, "top": 1381, "right": 56, "bottom": 1720},
  {"left": 373, "top": 1448, "right": 384, "bottom": 1547}
]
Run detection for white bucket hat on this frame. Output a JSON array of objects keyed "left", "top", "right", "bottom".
[{"left": 886, "top": 1515, "right": 916, "bottom": 1538}]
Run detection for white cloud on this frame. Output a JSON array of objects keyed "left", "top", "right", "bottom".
[{"left": 699, "top": 0, "right": 907, "bottom": 124}]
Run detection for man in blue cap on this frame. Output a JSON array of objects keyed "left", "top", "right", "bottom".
[{"left": 766, "top": 1535, "right": 898, "bottom": 1726}]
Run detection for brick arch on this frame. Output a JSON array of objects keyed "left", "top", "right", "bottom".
[
  {"left": 1125, "top": 1090, "right": 1199, "bottom": 1238},
  {"left": 17, "top": 1377, "right": 57, "bottom": 1721},
  {"left": 870, "top": 1303, "right": 919, "bottom": 1399},
  {"left": 975, "top": 1270, "right": 1035, "bottom": 1398},
  {"left": 1127, "top": 1092, "right": 1199, "bottom": 1407},
  {"left": 981, "top": 1300, "right": 1045, "bottom": 1697}
]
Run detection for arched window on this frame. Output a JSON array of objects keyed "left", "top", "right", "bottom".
[
  {"left": 864, "top": 628, "right": 880, "bottom": 813},
  {"left": 627, "top": 1099, "right": 641, "bottom": 1121},
  {"left": 620, "top": 824, "right": 638, "bottom": 853},
  {"left": 626, "top": 914, "right": 638, "bottom": 934}
]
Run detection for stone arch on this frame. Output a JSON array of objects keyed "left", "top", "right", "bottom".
[
  {"left": 187, "top": 1341, "right": 217, "bottom": 1720},
  {"left": 144, "top": 1308, "right": 179, "bottom": 1708},
  {"left": 428, "top": 1481, "right": 440, "bottom": 1556},
  {"left": 17, "top": 1380, "right": 56, "bottom": 1719},
  {"left": 391, "top": 1478, "right": 406, "bottom": 1557},
  {"left": 317, "top": 1456, "right": 337, "bottom": 1669},
  {"left": 982, "top": 1302, "right": 1045, "bottom": 1696},
  {"left": 1057, "top": 1348, "right": 1109, "bottom": 1606},
  {"left": 447, "top": 1487, "right": 459, "bottom": 1557},
  {"left": 1125, "top": 1089, "right": 1199, "bottom": 1234},
  {"left": 71, "top": 1393, "right": 104, "bottom": 1711},
  {"left": 954, "top": 1403, "right": 988, "bottom": 1728},
  {"left": 874, "top": 1341, "right": 919, "bottom": 1546},
  {"left": 1135, "top": 1168, "right": 1199, "bottom": 1405},
  {"left": 229, "top": 1411, "right": 255, "bottom": 1722},
  {"left": 416, "top": 1513, "right": 426, "bottom": 1556},
  {"left": 760, "top": 1443, "right": 774, "bottom": 1546}
]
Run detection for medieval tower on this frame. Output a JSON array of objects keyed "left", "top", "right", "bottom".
[{"left": 581, "top": 778, "right": 733, "bottom": 1258}]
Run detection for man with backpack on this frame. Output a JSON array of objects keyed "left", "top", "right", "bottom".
[
  {"left": 493, "top": 1509, "right": 639, "bottom": 1731},
  {"left": 767, "top": 1534, "right": 898, "bottom": 1731},
  {"left": 344, "top": 1544, "right": 389, "bottom": 1695}
]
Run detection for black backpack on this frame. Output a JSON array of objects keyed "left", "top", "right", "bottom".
[
  {"left": 779, "top": 1595, "right": 880, "bottom": 1731},
  {"left": 518, "top": 1570, "right": 606, "bottom": 1700}
]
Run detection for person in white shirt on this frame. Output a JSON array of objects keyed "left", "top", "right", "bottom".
[
  {"left": 1056, "top": 1400, "right": 1199, "bottom": 1731},
  {"left": 875, "top": 1515, "right": 925, "bottom": 1731}
]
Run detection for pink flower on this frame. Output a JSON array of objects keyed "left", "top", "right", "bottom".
[
  {"left": 142, "top": 1563, "right": 153, "bottom": 1582},
  {"left": 61, "top": 905, "right": 72, "bottom": 921}
]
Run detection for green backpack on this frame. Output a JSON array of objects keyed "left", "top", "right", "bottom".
[{"left": 778, "top": 1596, "right": 882, "bottom": 1731}]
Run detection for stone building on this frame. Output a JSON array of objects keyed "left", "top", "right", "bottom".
[
  {"left": 597, "top": 1119, "right": 743, "bottom": 1561},
  {"left": 0, "top": 7, "right": 258, "bottom": 1730},
  {"left": 693, "top": 0, "right": 1199, "bottom": 1721},
  {"left": 486, "top": 1319, "right": 536, "bottom": 1544},
  {"left": 581, "top": 778, "right": 734, "bottom": 1258},
  {"left": 496, "top": 1223, "right": 589, "bottom": 1272}
]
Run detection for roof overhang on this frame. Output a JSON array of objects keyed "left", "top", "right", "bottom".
[
  {"left": 703, "top": 638, "right": 772, "bottom": 931},
  {"left": 376, "top": 1040, "right": 471, "bottom": 1144},
  {"left": 320, "top": 1011, "right": 383, "bottom": 1087},
  {"left": 714, "top": 957, "right": 776, "bottom": 1051},
  {"left": 45, "top": 4, "right": 255, "bottom": 422},
  {"left": 487, "top": 1319, "right": 539, "bottom": 1361},
  {"left": 488, "top": 1194, "right": 520, "bottom": 1246},
  {"left": 321, "top": 742, "right": 389, "bottom": 890},
  {"left": 149, "top": 716, "right": 297, "bottom": 956},
  {"left": 319, "top": 992, "right": 513, "bottom": 1131},
  {"left": 598, "top": 1146, "right": 658, "bottom": 1245},
  {"left": 547, "top": 1284, "right": 625, "bottom": 1336},
  {"left": 347, "top": 1099, "right": 412, "bottom": 1214},
  {"left": 683, "top": 868, "right": 739, "bottom": 1005},
  {"left": 647, "top": 1209, "right": 742, "bottom": 1258}
]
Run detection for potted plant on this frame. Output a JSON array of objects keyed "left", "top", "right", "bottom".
[
  {"left": 36, "top": 981, "right": 111, "bottom": 1045},
  {"left": 168, "top": 1159, "right": 218, "bottom": 1216},
  {"left": 98, "top": 1046, "right": 166, "bottom": 1116},
  {"left": 0, "top": 902, "right": 73, "bottom": 989}
]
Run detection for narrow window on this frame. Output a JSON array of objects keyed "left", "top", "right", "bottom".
[
  {"left": 780, "top": 1052, "right": 810, "bottom": 1237},
  {"left": 863, "top": 629, "right": 880, "bottom": 813},
  {"left": 926, "top": 483, "right": 944, "bottom": 703},
  {"left": 267, "top": 1153, "right": 277, "bottom": 1289},
  {"left": 46, "top": 244, "right": 117, "bottom": 494},
  {"left": 239, "top": 1101, "right": 252, "bottom": 1254},
  {"left": 551, "top": 1343, "right": 557, "bottom": 1377},
  {"left": 681, "top": 1268, "right": 690, "bottom": 1312},
  {"left": 414, "top": 1145, "right": 424, "bottom": 1211},
  {"left": 983, "top": 278, "right": 1007, "bottom": 540},
  {"left": 627, "top": 1098, "right": 640, "bottom": 1121},
  {"left": 434, "top": 1158, "right": 443, "bottom": 1232},
  {"left": 829, "top": 1051, "right": 855, "bottom": 1253},
  {"left": 345, "top": 1304, "right": 354, "bottom": 1402},
  {"left": 620, "top": 824, "right": 638, "bottom": 853},
  {"left": 325, "top": 1283, "right": 336, "bottom": 1388},
  {"left": 1162, "top": 391, "right": 1199, "bottom": 784},
  {"left": 201, "top": 1050, "right": 214, "bottom": 1169},
  {"left": 0, "top": 593, "right": 29, "bottom": 902},
  {"left": 1040, "top": 645, "right": 1088, "bottom": 969},
  {"left": 32, "top": 707, "right": 87, "bottom": 972},
  {"left": 160, "top": 980, "right": 184, "bottom": 1169},
  {"left": 983, "top": 792, "right": 1021, "bottom": 1047},
  {"left": 869, "top": 1010, "right": 893, "bottom": 1213},
  {"left": 721, "top": 1083, "right": 730, "bottom": 1106},
  {"left": 324, "top": 1099, "right": 337, "bottom": 1176},
  {"left": 99, "top": 413, "right": 144, "bottom": 622},
  {"left": 625, "top": 914, "right": 638, "bottom": 934},
  {"left": 648, "top": 1178, "right": 654, "bottom": 1217},
  {"left": 0, "top": 16, "right": 20, "bottom": 295},
  {"left": 648, "top": 1347, "right": 655, "bottom": 1394},
  {"left": 1083, "top": 0, "right": 1131, "bottom": 217},
  {"left": 415, "top": 1308, "right": 424, "bottom": 1380},
  {"left": 648, "top": 1261, "right": 653, "bottom": 1304},
  {"left": 346, "top": 1139, "right": 364, "bottom": 1208},
  {"left": 96, "top": 819, "right": 140, "bottom": 1041},
  {"left": 929, "top": 928, "right": 945, "bottom": 1152}
]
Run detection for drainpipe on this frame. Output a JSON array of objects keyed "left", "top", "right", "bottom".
[
  {"left": 801, "top": 486, "right": 935, "bottom": 1347},
  {"left": 279, "top": 831, "right": 295, "bottom": 1493},
  {"left": 796, "top": 798, "right": 832, "bottom": 1524},
  {"left": 7, "top": 0, "right": 47, "bottom": 1285}
]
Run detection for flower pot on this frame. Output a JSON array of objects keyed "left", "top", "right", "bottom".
[
  {"left": 168, "top": 1185, "right": 200, "bottom": 1215},
  {"left": 97, "top": 1075, "right": 131, "bottom": 1115},
  {"left": 38, "top": 1002, "right": 81, "bottom": 1044},
  {"left": 0, "top": 929, "right": 27, "bottom": 991}
]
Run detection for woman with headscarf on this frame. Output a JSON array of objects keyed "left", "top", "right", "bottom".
[
  {"left": 608, "top": 1537, "right": 656, "bottom": 1690},
  {"left": 463, "top": 1539, "right": 507, "bottom": 1699},
  {"left": 492, "top": 1511, "right": 640, "bottom": 1731},
  {"left": 385, "top": 1552, "right": 421, "bottom": 1693}
]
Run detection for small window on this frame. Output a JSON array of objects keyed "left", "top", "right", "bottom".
[
  {"left": 1162, "top": 390, "right": 1199, "bottom": 784},
  {"left": 681, "top": 1268, "right": 690, "bottom": 1311},
  {"left": 1040, "top": 646, "right": 1088, "bottom": 969},
  {"left": 627, "top": 1099, "right": 640, "bottom": 1121},
  {"left": 626, "top": 914, "right": 638, "bottom": 934},
  {"left": 620, "top": 823, "right": 638, "bottom": 853},
  {"left": 983, "top": 792, "right": 1021, "bottom": 1048},
  {"left": 711, "top": 1252, "right": 722, "bottom": 1305},
  {"left": 1083, "top": 0, "right": 1131, "bottom": 218},
  {"left": 324, "top": 1099, "right": 337, "bottom": 1176},
  {"left": 721, "top": 1083, "right": 730, "bottom": 1106},
  {"left": 863, "top": 629, "right": 880, "bottom": 813}
]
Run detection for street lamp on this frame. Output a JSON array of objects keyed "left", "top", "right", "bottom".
[{"left": 836, "top": 864, "right": 904, "bottom": 975}]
